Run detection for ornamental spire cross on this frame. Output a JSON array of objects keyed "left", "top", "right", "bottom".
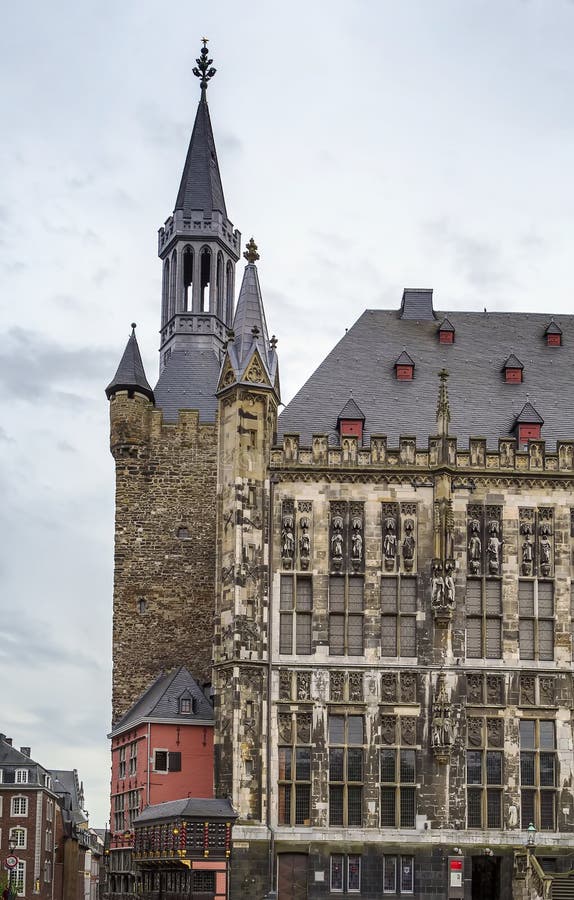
[
  {"left": 243, "top": 237, "right": 260, "bottom": 264},
  {"left": 192, "top": 38, "right": 217, "bottom": 93}
]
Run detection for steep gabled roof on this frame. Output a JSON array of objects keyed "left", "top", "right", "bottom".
[
  {"left": 174, "top": 95, "right": 227, "bottom": 217},
  {"left": 232, "top": 261, "right": 270, "bottom": 370},
  {"left": 337, "top": 398, "right": 365, "bottom": 421},
  {"left": 545, "top": 319, "right": 562, "bottom": 335},
  {"left": 110, "top": 666, "right": 213, "bottom": 734},
  {"left": 503, "top": 353, "right": 524, "bottom": 370},
  {"left": 438, "top": 317, "right": 455, "bottom": 332},
  {"left": 106, "top": 325, "right": 154, "bottom": 402},
  {"left": 515, "top": 402, "right": 544, "bottom": 425},
  {"left": 395, "top": 350, "right": 415, "bottom": 367}
]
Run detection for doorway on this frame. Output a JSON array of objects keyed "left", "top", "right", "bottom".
[
  {"left": 277, "top": 854, "right": 308, "bottom": 900},
  {"left": 471, "top": 856, "right": 500, "bottom": 900}
]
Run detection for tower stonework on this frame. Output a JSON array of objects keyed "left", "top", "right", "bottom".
[{"left": 107, "top": 44, "right": 237, "bottom": 724}]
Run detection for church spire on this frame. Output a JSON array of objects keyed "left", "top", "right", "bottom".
[
  {"left": 174, "top": 40, "right": 227, "bottom": 218},
  {"left": 155, "top": 39, "right": 241, "bottom": 422},
  {"left": 106, "top": 324, "right": 154, "bottom": 403}
]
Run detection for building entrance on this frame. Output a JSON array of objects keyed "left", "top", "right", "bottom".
[
  {"left": 471, "top": 856, "right": 500, "bottom": 900},
  {"left": 277, "top": 854, "right": 308, "bottom": 900}
]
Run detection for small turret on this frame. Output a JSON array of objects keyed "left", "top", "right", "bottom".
[{"left": 106, "top": 324, "right": 154, "bottom": 457}]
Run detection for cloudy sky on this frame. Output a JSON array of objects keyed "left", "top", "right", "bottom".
[{"left": 1, "top": 0, "right": 574, "bottom": 825}]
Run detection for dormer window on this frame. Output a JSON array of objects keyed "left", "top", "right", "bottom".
[
  {"left": 545, "top": 320, "right": 562, "bottom": 347},
  {"left": 394, "top": 351, "right": 415, "bottom": 381},
  {"left": 514, "top": 402, "right": 543, "bottom": 449},
  {"left": 438, "top": 318, "right": 455, "bottom": 344},
  {"left": 337, "top": 399, "right": 365, "bottom": 441},
  {"left": 179, "top": 692, "right": 195, "bottom": 715},
  {"left": 503, "top": 354, "right": 524, "bottom": 383}
]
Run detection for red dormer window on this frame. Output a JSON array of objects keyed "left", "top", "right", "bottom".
[
  {"left": 395, "top": 351, "right": 415, "bottom": 381},
  {"left": 547, "top": 333, "right": 561, "bottom": 347},
  {"left": 438, "top": 318, "right": 455, "bottom": 344},
  {"left": 518, "top": 424, "right": 541, "bottom": 444},
  {"left": 503, "top": 354, "right": 524, "bottom": 383},
  {"left": 340, "top": 420, "right": 363, "bottom": 439}
]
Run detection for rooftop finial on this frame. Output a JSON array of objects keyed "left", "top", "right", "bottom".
[
  {"left": 192, "top": 38, "right": 216, "bottom": 94},
  {"left": 131, "top": 322, "right": 137, "bottom": 333},
  {"left": 436, "top": 368, "right": 451, "bottom": 438},
  {"left": 243, "top": 237, "right": 260, "bottom": 264}
]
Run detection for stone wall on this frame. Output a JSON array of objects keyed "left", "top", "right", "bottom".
[{"left": 109, "top": 391, "right": 217, "bottom": 723}]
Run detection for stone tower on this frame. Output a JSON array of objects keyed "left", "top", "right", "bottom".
[
  {"left": 106, "top": 41, "right": 240, "bottom": 723},
  {"left": 213, "top": 238, "right": 280, "bottom": 829}
]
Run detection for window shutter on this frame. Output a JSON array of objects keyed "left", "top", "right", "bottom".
[
  {"left": 168, "top": 752, "right": 181, "bottom": 772},
  {"left": 466, "top": 619, "right": 482, "bottom": 658}
]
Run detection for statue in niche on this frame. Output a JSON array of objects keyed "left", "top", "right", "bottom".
[
  {"left": 431, "top": 561, "right": 445, "bottom": 612},
  {"left": 500, "top": 442, "right": 511, "bottom": 467},
  {"left": 559, "top": 444, "right": 574, "bottom": 470},
  {"left": 468, "top": 519, "right": 482, "bottom": 575},
  {"left": 530, "top": 444, "right": 542, "bottom": 468},
  {"left": 383, "top": 517, "right": 398, "bottom": 571},
  {"left": 539, "top": 522, "right": 552, "bottom": 577},
  {"left": 487, "top": 520, "right": 502, "bottom": 575},
  {"left": 351, "top": 517, "right": 363, "bottom": 564},
  {"left": 281, "top": 514, "right": 295, "bottom": 566},
  {"left": 431, "top": 676, "right": 453, "bottom": 760},
  {"left": 402, "top": 518, "right": 415, "bottom": 571},
  {"left": 520, "top": 522, "right": 533, "bottom": 576},
  {"left": 330, "top": 671, "right": 344, "bottom": 702},
  {"left": 299, "top": 516, "right": 311, "bottom": 570},
  {"left": 331, "top": 515, "right": 344, "bottom": 567},
  {"left": 444, "top": 562, "right": 456, "bottom": 610}
]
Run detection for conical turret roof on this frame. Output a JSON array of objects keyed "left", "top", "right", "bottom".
[
  {"left": 106, "top": 324, "right": 154, "bottom": 402},
  {"left": 232, "top": 252, "right": 270, "bottom": 370},
  {"left": 174, "top": 94, "right": 227, "bottom": 217}
]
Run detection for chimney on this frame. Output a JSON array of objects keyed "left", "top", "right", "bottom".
[
  {"left": 5, "top": 737, "right": 12, "bottom": 746},
  {"left": 20, "top": 747, "right": 31, "bottom": 757}
]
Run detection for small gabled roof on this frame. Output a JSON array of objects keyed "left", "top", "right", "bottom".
[
  {"left": 503, "top": 353, "right": 524, "bottom": 370},
  {"left": 438, "top": 317, "right": 455, "bottom": 332},
  {"left": 395, "top": 350, "right": 415, "bottom": 367},
  {"left": 135, "top": 797, "right": 237, "bottom": 825},
  {"left": 515, "top": 402, "right": 544, "bottom": 425},
  {"left": 110, "top": 666, "right": 213, "bottom": 734},
  {"left": 106, "top": 325, "right": 154, "bottom": 403},
  {"left": 337, "top": 398, "right": 365, "bottom": 422},
  {"left": 545, "top": 319, "right": 562, "bottom": 335}
]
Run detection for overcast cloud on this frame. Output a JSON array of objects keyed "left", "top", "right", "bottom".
[{"left": 1, "top": 0, "right": 574, "bottom": 825}]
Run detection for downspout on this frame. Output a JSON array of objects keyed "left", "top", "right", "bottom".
[
  {"left": 146, "top": 723, "right": 151, "bottom": 806},
  {"left": 266, "top": 470, "right": 279, "bottom": 897}
]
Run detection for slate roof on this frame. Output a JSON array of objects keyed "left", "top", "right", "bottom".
[
  {"left": 135, "top": 797, "right": 237, "bottom": 824},
  {"left": 110, "top": 666, "right": 214, "bottom": 733},
  {"left": 278, "top": 304, "right": 574, "bottom": 451},
  {"left": 106, "top": 326, "right": 154, "bottom": 402},
  {"left": 0, "top": 736, "right": 42, "bottom": 769},
  {"left": 50, "top": 770, "right": 88, "bottom": 826},
  {"left": 174, "top": 95, "right": 227, "bottom": 217},
  {"left": 399, "top": 288, "right": 436, "bottom": 320},
  {"left": 395, "top": 350, "right": 415, "bottom": 367},
  {"left": 546, "top": 319, "right": 563, "bottom": 335},
  {"left": 231, "top": 263, "right": 271, "bottom": 369},
  {"left": 439, "top": 317, "right": 455, "bottom": 332},
  {"left": 154, "top": 347, "right": 221, "bottom": 423},
  {"left": 337, "top": 398, "right": 365, "bottom": 421}
]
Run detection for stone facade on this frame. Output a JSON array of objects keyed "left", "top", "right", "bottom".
[{"left": 110, "top": 391, "right": 217, "bottom": 722}]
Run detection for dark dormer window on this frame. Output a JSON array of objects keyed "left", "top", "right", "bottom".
[
  {"left": 394, "top": 350, "right": 415, "bottom": 381},
  {"left": 438, "top": 318, "right": 455, "bottom": 344},
  {"left": 179, "top": 694, "right": 195, "bottom": 715},
  {"left": 503, "top": 354, "right": 524, "bottom": 384},
  {"left": 545, "top": 320, "right": 562, "bottom": 347},
  {"left": 514, "top": 402, "right": 544, "bottom": 449}
]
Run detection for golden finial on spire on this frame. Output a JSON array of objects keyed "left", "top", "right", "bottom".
[{"left": 243, "top": 237, "right": 260, "bottom": 264}]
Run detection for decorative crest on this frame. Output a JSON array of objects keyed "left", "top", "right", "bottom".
[
  {"left": 192, "top": 38, "right": 217, "bottom": 93},
  {"left": 243, "top": 238, "right": 260, "bottom": 264},
  {"left": 436, "top": 368, "right": 451, "bottom": 436}
]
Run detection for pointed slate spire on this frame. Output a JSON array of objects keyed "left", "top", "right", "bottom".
[
  {"left": 106, "top": 324, "right": 154, "bottom": 402},
  {"left": 514, "top": 402, "right": 544, "bottom": 425},
  {"left": 232, "top": 239, "right": 270, "bottom": 369},
  {"left": 174, "top": 40, "right": 227, "bottom": 217}
]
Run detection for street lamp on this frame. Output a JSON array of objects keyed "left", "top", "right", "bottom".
[
  {"left": 527, "top": 822, "right": 537, "bottom": 848},
  {"left": 8, "top": 841, "right": 16, "bottom": 897}
]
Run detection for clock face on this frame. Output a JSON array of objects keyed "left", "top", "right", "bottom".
[{"left": 6, "top": 855, "right": 19, "bottom": 868}]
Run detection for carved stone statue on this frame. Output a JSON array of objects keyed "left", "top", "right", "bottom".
[
  {"left": 487, "top": 520, "right": 502, "bottom": 575},
  {"left": 431, "top": 675, "right": 453, "bottom": 763},
  {"left": 539, "top": 523, "right": 552, "bottom": 576},
  {"left": 351, "top": 518, "right": 363, "bottom": 562},
  {"left": 383, "top": 517, "right": 397, "bottom": 571},
  {"left": 402, "top": 518, "right": 415, "bottom": 571},
  {"left": 281, "top": 514, "right": 295, "bottom": 567},
  {"left": 468, "top": 519, "right": 482, "bottom": 575},
  {"left": 444, "top": 562, "right": 455, "bottom": 610},
  {"left": 431, "top": 562, "right": 445, "bottom": 612},
  {"left": 331, "top": 514, "right": 344, "bottom": 569},
  {"left": 520, "top": 522, "right": 533, "bottom": 575},
  {"left": 299, "top": 516, "right": 311, "bottom": 570}
]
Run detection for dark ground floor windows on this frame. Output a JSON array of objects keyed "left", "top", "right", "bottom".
[
  {"left": 330, "top": 854, "right": 361, "bottom": 892},
  {"left": 383, "top": 855, "right": 414, "bottom": 894}
]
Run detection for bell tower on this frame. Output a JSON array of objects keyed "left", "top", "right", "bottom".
[{"left": 157, "top": 39, "right": 240, "bottom": 372}]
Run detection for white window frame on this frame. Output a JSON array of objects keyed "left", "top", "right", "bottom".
[
  {"left": 11, "top": 796, "right": 28, "bottom": 817},
  {"left": 46, "top": 798, "right": 53, "bottom": 821},
  {"left": 45, "top": 828, "right": 52, "bottom": 851},
  {"left": 153, "top": 749, "right": 169, "bottom": 773},
  {"left": 330, "top": 854, "right": 344, "bottom": 893},
  {"left": 14, "top": 860, "right": 25, "bottom": 897},
  {"left": 347, "top": 855, "right": 361, "bottom": 893},
  {"left": 15, "top": 769, "right": 28, "bottom": 784},
  {"left": 9, "top": 827, "right": 27, "bottom": 849}
]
